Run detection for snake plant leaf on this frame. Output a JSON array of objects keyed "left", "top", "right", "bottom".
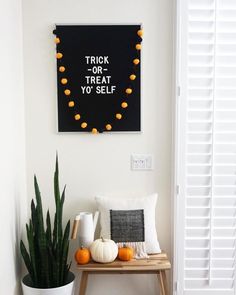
[
  {"left": 31, "top": 199, "right": 37, "bottom": 232},
  {"left": 61, "top": 243, "right": 69, "bottom": 284},
  {"left": 54, "top": 245, "right": 60, "bottom": 286},
  {"left": 53, "top": 156, "right": 60, "bottom": 256},
  {"left": 34, "top": 176, "right": 44, "bottom": 242},
  {"left": 54, "top": 154, "right": 60, "bottom": 208},
  {"left": 34, "top": 176, "right": 50, "bottom": 288},
  {"left": 34, "top": 176, "right": 44, "bottom": 227},
  {"left": 46, "top": 210, "right": 53, "bottom": 286},
  {"left": 62, "top": 220, "right": 70, "bottom": 245},
  {"left": 60, "top": 185, "right": 66, "bottom": 207},
  {"left": 54, "top": 158, "right": 64, "bottom": 286},
  {"left": 52, "top": 211, "right": 57, "bottom": 251},
  {"left": 26, "top": 221, "right": 38, "bottom": 286},
  {"left": 46, "top": 210, "right": 52, "bottom": 248},
  {"left": 52, "top": 257, "right": 58, "bottom": 287},
  {"left": 58, "top": 186, "right": 66, "bottom": 244},
  {"left": 60, "top": 220, "right": 70, "bottom": 283},
  {"left": 20, "top": 240, "right": 33, "bottom": 281},
  {"left": 63, "top": 261, "right": 72, "bottom": 283}
]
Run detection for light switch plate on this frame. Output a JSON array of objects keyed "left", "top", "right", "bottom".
[{"left": 131, "top": 154, "right": 153, "bottom": 170}]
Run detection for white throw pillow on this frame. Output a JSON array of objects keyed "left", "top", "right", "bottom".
[{"left": 95, "top": 193, "right": 161, "bottom": 254}]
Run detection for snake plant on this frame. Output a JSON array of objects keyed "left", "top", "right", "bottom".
[{"left": 20, "top": 156, "right": 71, "bottom": 288}]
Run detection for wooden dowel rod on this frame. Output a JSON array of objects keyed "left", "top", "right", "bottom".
[{"left": 71, "top": 219, "right": 79, "bottom": 240}]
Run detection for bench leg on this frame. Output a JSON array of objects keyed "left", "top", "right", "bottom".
[
  {"left": 158, "top": 270, "right": 168, "bottom": 295},
  {"left": 79, "top": 271, "right": 89, "bottom": 295},
  {"left": 161, "top": 270, "right": 168, "bottom": 295},
  {"left": 157, "top": 271, "right": 165, "bottom": 295}
]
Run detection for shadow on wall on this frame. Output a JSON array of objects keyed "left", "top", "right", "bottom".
[{"left": 13, "top": 189, "right": 26, "bottom": 295}]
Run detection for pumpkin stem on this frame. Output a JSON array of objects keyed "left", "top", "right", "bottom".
[{"left": 101, "top": 237, "right": 105, "bottom": 242}]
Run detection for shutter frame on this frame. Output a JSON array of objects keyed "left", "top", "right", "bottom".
[{"left": 175, "top": 0, "right": 236, "bottom": 294}]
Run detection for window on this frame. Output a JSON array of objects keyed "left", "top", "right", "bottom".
[{"left": 175, "top": 0, "right": 236, "bottom": 294}]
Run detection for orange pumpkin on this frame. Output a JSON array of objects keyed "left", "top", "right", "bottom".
[
  {"left": 118, "top": 246, "right": 134, "bottom": 261},
  {"left": 75, "top": 247, "right": 91, "bottom": 264}
]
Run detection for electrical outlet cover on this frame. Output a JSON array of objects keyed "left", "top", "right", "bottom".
[{"left": 131, "top": 154, "right": 153, "bottom": 170}]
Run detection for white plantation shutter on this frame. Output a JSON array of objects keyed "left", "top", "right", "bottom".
[{"left": 176, "top": 0, "right": 236, "bottom": 294}]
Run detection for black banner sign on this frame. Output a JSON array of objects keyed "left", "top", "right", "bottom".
[{"left": 54, "top": 25, "right": 142, "bottom": 133}]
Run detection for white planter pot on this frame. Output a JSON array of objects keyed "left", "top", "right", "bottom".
[{"left": 22, "top": 272, "right": 75, "bottom": 295}]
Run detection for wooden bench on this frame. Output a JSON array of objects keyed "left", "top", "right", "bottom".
[{"left": 77, "top": 252, "right": 171, "bottom": 295}]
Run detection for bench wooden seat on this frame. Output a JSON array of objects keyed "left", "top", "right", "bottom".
[{"left": 77, "top": 252, "right": 171, "bottom": 295}]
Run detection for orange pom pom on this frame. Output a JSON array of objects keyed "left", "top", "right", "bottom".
[
  {"left": 135, "top": 43, "right": 141, "bottom": 50},
  {"left": 55, "top": 37, "right": 60, "bottom": 44},
  {"left": 106, "top": 124, "right": 112, "bottom": 131},
  {"left": 129, "top": 74, "right": 136, "bottom": 81},
  {"left": 68, "top": 101, "right": 74, "bottom": 107},
  {"left": 74, "top": 114, "right": 81, "bottom": 121},
  {"left": 121, "top": 102, "right": 128, "bottom": 109},
  {"left": 92, "top": 128, "right": 98, "bottom": 134},
  {"left": 116, "top": 113, "right": 122, "bottom": 120},
  {"left": 137, "top": 29, "right": 143, "bottom": 37},
  {"left": 61, "top": 78, "right": 68, "bottom": 85},
  {"left": 125, "top": 88, "right": 132, "bottom": 95},
  {"left": 59, "top": 66, "right": 65, "bottom": 72},
  {"left": 81, "top": 122, "right": 87, "bottom": 129},
  {"left": 64, "top": 89, "right": 71, "bottom": 96},
  {"left": 56, "top": 52, "right": 63, "bottom": 59}
]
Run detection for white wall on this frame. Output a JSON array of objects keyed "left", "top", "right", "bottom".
[
  {"left": 0, "top": 1, "right": 27, "bottom": 295},
  {"left": 22, "top": 0, "right": 173, "bottom": 294}
]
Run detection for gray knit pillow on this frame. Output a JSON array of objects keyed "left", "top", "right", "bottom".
[
  {"left": 110, "top": 209, "right": 145, "bottom": 242},
  {"left": 95, "top": 194, "right": 161, "bottom": 254}
]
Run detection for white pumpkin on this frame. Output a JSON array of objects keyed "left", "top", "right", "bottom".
[{"left": 90, "top": 237, "right": 118, "bottom": 263}]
